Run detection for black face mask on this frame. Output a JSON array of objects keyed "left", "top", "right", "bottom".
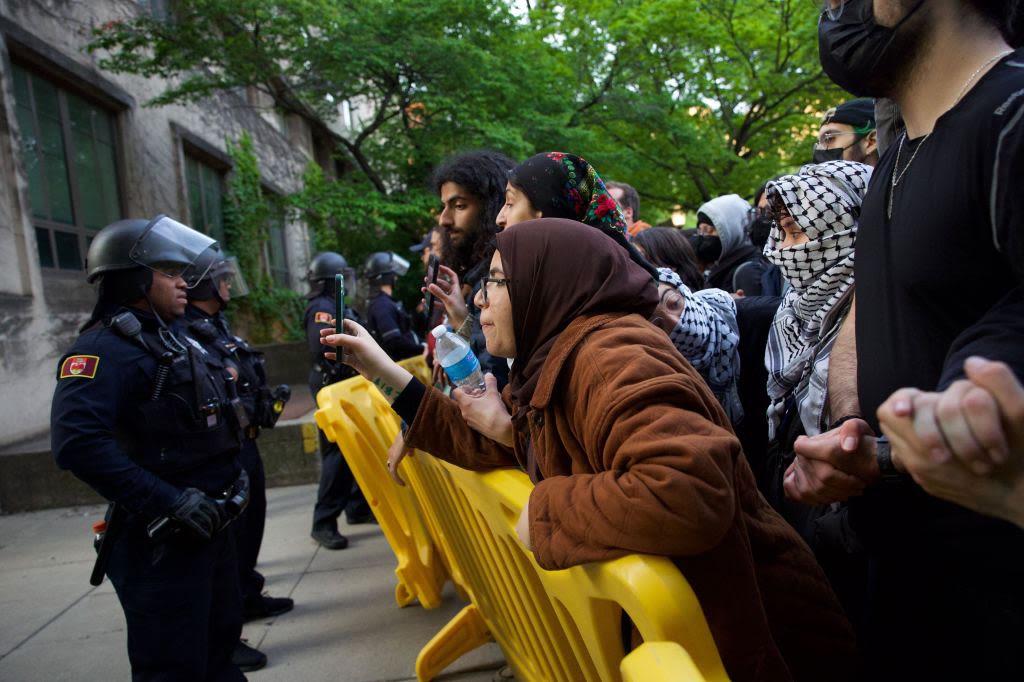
[
  {"left": 813, "top": 146, "right": 846, "bottom": 164},
  {"left": 693, "top": 235, "right": 723, "bottom": 264},
  {"left": 818, "top": 0, "right": 926, "bottom": 97}
]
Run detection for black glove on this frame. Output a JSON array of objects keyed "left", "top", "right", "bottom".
[{"left": 169, "top": 488, "right": 224, "bottom": 540}]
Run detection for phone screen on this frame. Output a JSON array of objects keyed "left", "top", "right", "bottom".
[
  {"left": 334, "top": 274, "right": 346, "bottom": 362},
  {"left": 424, "top": 255, "right": 440, "bottom": 323}
]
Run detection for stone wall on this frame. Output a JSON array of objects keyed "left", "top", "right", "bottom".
[{"left": 0, "top": 0, "right": 327, "bottom": 446}]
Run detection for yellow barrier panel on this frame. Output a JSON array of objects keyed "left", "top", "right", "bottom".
[
  {"left": 316, "top": 358, "right": 728, "bottom": 682},
  {"left": 620, "top": 643, "right": 708, "bottom": 682},
  {"left": 315, "top": 371, "right": 449, "bottom": 609}
]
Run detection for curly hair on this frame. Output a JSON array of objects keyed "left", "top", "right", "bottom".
[{"left": 431, "top": 150, "right": 515, "bottom": 278}]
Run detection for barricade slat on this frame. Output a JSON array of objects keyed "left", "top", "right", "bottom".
[{"left": 315, "top": 372, "right": 449, "bottom": 609}]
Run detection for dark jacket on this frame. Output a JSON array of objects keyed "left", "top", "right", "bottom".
[{"left": 706, "top": 243, "right": 772, "bottom": 295}]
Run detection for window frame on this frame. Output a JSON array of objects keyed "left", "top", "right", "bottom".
[{"left": 10, "top": 60, "right": 126, "bottom": 272}]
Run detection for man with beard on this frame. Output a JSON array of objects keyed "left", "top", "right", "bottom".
[
  {"left": 784, "top": 1, "right": 1024, "bottom": 678},
  {"left": 431, "top": 150, "right": 516, "bottom": 386}
]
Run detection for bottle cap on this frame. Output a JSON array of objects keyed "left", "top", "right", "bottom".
[
  {"left": 431, "top": 324, "right": 448, "bottom": 339},
  {"left": 92, "top": 520, "right": 107, "bottom": 533}
]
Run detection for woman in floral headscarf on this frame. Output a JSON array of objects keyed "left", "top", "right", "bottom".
[
  {"left": 491, "top": 152, "right": 743, "bottom": 420},
  {"left": 497, "top": 151, "right": 654, "bottom": 275}
]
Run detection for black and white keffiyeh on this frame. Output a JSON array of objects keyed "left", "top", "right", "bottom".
[
  {"left": 763, "top": 160, "right": 872, "bottom": 438},
  {"left": 657, "top": 267, "right": 743, "bottom": 422}
]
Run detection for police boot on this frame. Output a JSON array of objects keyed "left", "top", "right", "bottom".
[
  {"left": 244, "top": 593, "right": 295, "bottom": 623},
  {"left": 232, "top": 640, "right": 267, "bottom": 672},
  {"left": 311, "top": 526, "right": 349, "bottom": 550}
]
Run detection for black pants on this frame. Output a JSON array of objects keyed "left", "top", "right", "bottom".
[
  {"left": 106, "top": 520, "right": 244, "bottom": 682},
  {"left": 309, "top": 372, "right": 369, "bottom": 531},
  {"left": 233, "top": 438, "right": 266, "bottom": 607}
]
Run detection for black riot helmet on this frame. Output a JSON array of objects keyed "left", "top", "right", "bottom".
[
  {"left": 82, "top": 215, "right": 217, "bottom": 331},
  {"left": 308, "top": 251, "right": 355, "bottom": 297},
  {"left": 308, "top": 252, "right": 349, "bottom": 281},
  {"left": 364, "top": 251, "right": 410, "bottom": 284},
  {"left": 86, "top": 215, "right": 217, "bottom": 287}
]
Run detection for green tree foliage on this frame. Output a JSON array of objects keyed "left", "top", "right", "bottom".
[
  {"left": 90, "top": 0, "right": 839, "bottom": 230},
  {"left": 530, "top": 0, "right": 842, "bottom": 205}
]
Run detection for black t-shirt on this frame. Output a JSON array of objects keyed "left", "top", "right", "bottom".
[
  {"left": 857, "top": 51, "right": 1024, "bottom": 426},
  {"left": 851, "top": 51, "right": 1024, "bottom": 679}
]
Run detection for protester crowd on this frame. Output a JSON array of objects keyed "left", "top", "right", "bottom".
[{"left": 50, "top": 1, "right": 1024, "bottom": 680}]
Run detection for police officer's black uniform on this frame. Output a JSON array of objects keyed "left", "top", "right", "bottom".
[
  {"left": 304, "top": 252, "right": 371, "bottom": 549},
  {"left": 366, "top": 291, "right": 423, "bottom": 361},
  {"left": 184, "top": 303, "right": 291, "bottom": 622},
  {"left": 363, "top": 251, "right": 423, "bottom": 361},
  {"left": 51, "top": 216, "right": 246, "bottom": 681}
]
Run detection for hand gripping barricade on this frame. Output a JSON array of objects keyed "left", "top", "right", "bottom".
[{"left": 314, "top": 356, "right": 725, "bottom": 682}]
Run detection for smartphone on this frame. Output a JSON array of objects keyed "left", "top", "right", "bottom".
[
  {"left": 334, "top": 274, "right": 346, "bottom": 363},
  {"left": 424, "top": 254, "right": 440, "bottom": 323}
]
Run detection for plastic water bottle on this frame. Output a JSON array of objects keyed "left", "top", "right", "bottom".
[{"left": 432, "top": 325, "right": 486, "bottom": 395}]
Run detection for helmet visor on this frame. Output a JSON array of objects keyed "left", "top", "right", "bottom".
[
  {"left": 129, "top": 216, "right": 217, "bottom": 288},
  {"left": 215, "top": 256, "right": 250, "bottom": 298},
  {"left": 390, "top": 253, "right": 410, "bottom": 277}
]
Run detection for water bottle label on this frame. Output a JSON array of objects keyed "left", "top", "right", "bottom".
[{"left": 444, "top": 351, "right": 480, "bottom": 383}]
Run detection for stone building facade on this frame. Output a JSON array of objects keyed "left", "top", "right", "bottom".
[{"left": 0, "top": 0, "right": 345, "bottom": 448}]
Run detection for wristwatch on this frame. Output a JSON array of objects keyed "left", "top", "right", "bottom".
[{"left": 875, "top": 436, "right": 907, "bottom": 483}]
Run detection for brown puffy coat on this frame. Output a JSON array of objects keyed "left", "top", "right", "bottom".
[{"left": 405, "top": 313, "right": 858, "bottom": 681}]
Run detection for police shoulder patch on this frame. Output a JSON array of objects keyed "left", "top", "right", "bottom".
[
  {"left": 60, "top": 355, "right": 100, "bottom": 380},
  {"left": 314, "top": 311, "right": 332, "bottom": 324}
]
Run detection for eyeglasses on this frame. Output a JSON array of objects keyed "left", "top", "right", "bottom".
[
  {"left": 814, "top": 130, "right": 860, "bottom": 149},
  {"left": 822, "top": 0, "right": 848, "bottom": 21},
  {"left": 480, "top": 276, "right": 510, "bottom": 304},
  {"left": 149, "top": 261, "right": 187, "bottom": 279},
  {"left": 659, "top": 288, "right": 685, "bottom": 317}
]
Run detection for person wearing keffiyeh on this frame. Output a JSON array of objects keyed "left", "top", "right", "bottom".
[
  {"left": 760, "top": 161, "right": 872, "bottom": 623},
  {"left": 763, "top": 160, "right": 872, "bottom": 440}
]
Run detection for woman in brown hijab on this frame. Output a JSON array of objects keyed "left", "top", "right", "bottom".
[{"left": 322, "top": 219, "right": 858, "bottom": 682}]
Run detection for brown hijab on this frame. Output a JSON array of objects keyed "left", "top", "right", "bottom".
[{"left": 496, "top": 219, "right": 658, "bottom": 408}]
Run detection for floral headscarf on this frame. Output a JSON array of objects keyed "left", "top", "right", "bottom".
[{"left": 509, "top": 152, "right": 629, "bottom": 238}]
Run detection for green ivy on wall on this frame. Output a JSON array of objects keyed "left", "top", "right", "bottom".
[{"left": 222, "top": 133, "right": 305, "bottom": 343}]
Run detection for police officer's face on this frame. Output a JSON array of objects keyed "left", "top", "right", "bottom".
[
  {"left": 147, "top": 268, "right": 189, "bottom": 321},
  {"left": 474, "top": 251, "right": 515, "bottom": 358}
]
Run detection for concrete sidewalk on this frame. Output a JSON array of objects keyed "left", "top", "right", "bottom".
[{"left": 0, "top": 484, "right": 507, "bottom": 681}]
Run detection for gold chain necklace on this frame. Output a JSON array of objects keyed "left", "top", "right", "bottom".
[{"left": 887, "top": 49, "right": 1014, "bottom": 219}]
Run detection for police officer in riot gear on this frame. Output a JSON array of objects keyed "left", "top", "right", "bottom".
[
  {"left": 51, "top": 216, "right": 247, "bottom": 681},
  {"left": 364, "top": 251, "right": 423, "bottom": 360},
  {"left": 186, "top": 249, "right": 294, "bottom": 672},
  {"left": 304, "top": 252, "right": 373, "bottom": 550}
]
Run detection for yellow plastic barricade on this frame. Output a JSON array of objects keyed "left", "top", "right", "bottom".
[
  {"left": 315, "top": 370, "right": 449, "bottom": 609},
  {"left": 620, "top": 642, "right": 708, "bottom": 682},
  {"left": 317, "top": 357, "right": 727, "bottom": 682}
]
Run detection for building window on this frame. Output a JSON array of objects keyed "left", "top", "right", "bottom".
[
  {"left": 11, "top": 64, "right": 122, "bottom": 271},
  {"left": 261, "top": 199, "right": 290, "bottom": 288},
  {"left": 184, "top": 155, "right": 225, "bottom": 244}
]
